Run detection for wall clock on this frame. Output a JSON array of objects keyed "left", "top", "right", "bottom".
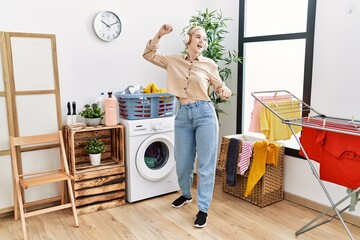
[{"left": 93, "top": 11, "right": 122, "bottom": 41}]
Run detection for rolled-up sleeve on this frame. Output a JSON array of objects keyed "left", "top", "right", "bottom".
[
  {"left": 209, "top": 62, "right": 231, "bottom": 95},
  {"left": 143, "top": 40, "right": 168, "bottom": 69}
]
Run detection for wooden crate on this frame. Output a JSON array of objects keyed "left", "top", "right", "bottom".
[
  {"left": 73, "top": 165, "right": 125, "bottom": 215},
  {"left": 63, "top": 125, "right": 126, "bottom": 215}
]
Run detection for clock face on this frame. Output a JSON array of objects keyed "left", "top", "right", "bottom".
[{"left": 93, "top": 11, "right": 122, "bottom": 41}]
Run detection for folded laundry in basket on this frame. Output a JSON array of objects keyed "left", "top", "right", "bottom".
[
  {"left": 226, "top": 138, "right": 240, "bottom": 186},
  {"left": 143, "top": 83, "right": 166, "bottom": 93},
  {"left": 238, "top": 141, "right": 253, "bottom": 175},
  {"left": 124, "top": 85, "right": 144, "bottom": 94}
]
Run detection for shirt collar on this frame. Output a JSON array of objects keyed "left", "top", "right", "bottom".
[{"left": 182, "top": 53, "right": 204, "bottom": 61}]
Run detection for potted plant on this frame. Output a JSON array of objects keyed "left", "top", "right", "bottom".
[
  {"left": 183, "top": 9, "right": 243, "bottom": 120},
  {"left": 79, "top": 103, "right": 105, "bottom": 126},
  {"left": 84, "top": 138, "right": 106, "bottom": 166}
]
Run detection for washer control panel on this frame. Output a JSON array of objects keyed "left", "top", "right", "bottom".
[{"left": 121, "top": 117, "right": 175, "bottom": 137}]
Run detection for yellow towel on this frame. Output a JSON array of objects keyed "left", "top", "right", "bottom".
[
  {"left": 267, "top": 142, "right": 279, "bottom": 166},
  {"left": 143, "top": 83, "right": 166, "bottom": 93},
  {"left": 244, "top": 140, "right": 280, "bottom": 197}
]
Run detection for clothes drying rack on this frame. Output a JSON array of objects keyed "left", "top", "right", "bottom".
[{"left": 251, "top": 90, "right": 360, "bottom": 240}]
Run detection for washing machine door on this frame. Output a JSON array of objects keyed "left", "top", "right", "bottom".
[{"left": 136, "top": 134, "right": 175, "bottom": 181}]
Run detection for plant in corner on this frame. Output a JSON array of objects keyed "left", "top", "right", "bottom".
[
  {"left": 183, "top": 9, "right": 243, "bottom": 120},
  {"left": 79, "top": 103, "right": 105, "bottom": 126},
  {"left": 84, "top": 138, "right": 106, "bottom": 166}
]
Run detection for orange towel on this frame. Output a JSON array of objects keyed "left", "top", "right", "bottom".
[{"left": 244, "top": 140, "right": 280, "bottom": 197}]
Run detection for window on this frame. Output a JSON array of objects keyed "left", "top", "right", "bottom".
[{"left": 237, "top": 0, "right": 316, "bottom": 156}]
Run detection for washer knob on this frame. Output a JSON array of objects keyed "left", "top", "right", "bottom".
[{"left": 152, "top": 122, "right": 162, "bottom": 131}]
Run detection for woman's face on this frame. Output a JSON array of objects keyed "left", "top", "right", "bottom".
[{"left": 187, "top": 29, "right": 207, "bottom": 54}]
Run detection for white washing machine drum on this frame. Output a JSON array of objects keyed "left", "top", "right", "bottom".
[{"left": 136, "top": 134, "right": 175, "bottom": 181}]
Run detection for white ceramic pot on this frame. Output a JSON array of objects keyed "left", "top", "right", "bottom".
[
  {"left": 85, "top": 118, "right": 101, "bottom": 126},
  {"left": 89, "top": 153, "right": 101, "bottom": 166}
]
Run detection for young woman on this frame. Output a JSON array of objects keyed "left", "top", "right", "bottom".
[{"left": 143, "top": 24, "right": 232, "bottom": 228}]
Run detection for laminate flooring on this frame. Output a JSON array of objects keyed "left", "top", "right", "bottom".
[{"left": 1, "top": 176, "right": 360, "bottom": 240}]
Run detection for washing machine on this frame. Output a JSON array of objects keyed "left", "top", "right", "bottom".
[{"left": 120, "top": 116, "right": 179, "bottom": 203}]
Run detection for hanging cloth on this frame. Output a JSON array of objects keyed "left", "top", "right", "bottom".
[
  {"left": 260, "top": 100, "right": 302, "bottom": 141},
  {"left": 226, "top": 138, "right": 240, "bottom": 186},
  {"left": 249, "top": 94, "right": 292, "bottom": 133},
  {"left": 244, "top": 140, "right": 280, "bottom": 197},
  {"left": 238, "top": 141, "right": 253, "bottom": 175}
]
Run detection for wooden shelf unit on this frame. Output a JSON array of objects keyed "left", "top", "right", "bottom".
[{"left": 63, "top": 124, "right": 126, "bottom": 215}]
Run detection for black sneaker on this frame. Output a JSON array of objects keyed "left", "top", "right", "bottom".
[
  {"left": 194, "top": 211, "right": 208, "bottom": 228},
  {"left": 171, "top": 196, "right": 192, "bottom": 208}
]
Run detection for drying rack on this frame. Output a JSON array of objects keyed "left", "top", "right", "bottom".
[{"left": 251, "top": 90, "right": 360, "bottom": 240}]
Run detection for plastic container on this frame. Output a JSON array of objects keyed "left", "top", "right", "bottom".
[
  {"left": 96, "top": 92, "right": 105, "bottom": 124},
  {"left": 115, "top": 92, "right": 175, "bottom": 120},
  {"left": 104, "top": 92, "right": 118, "bottom": 126}
]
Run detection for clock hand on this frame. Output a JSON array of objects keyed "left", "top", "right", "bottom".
[
  {"left": 108, "top": 22, "right": 119, "bottom": 27},
  {"left": 101, "top": 20, "right": 110, "bottom": 28}
]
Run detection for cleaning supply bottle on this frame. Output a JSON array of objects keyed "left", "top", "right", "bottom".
[
  {"left": 104, "top": 92, "right": 117, "bottom": 126},
  {"left": 96, "top": 92, "right": 105, "bottom": 124}
]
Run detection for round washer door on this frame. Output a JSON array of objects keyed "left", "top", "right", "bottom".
[{"left": 136, "top": 134, "right": 175, "bottom": 181}]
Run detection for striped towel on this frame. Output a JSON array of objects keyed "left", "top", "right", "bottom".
[{"left": 238, "top": 141, "right": 253, "bottom": 175}]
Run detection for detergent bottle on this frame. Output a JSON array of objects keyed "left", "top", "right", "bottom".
[{"left": 104, "top": 92, "right": 118, "bottom": 126}]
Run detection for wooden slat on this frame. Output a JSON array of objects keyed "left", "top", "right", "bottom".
[
  {"left": 12, "top": 132, "right": 59, "bottom": 146},
  {"left": 76, "top": 199, "right": 125, "bottom": 215},
  {"left": 24, "top": 203, "right": 72, "bottom": 218},
  {"left": 73, "top": 129, "right": 111, "bottom": 140},
  {"left": 23, "top": 196, "right": 61, "bottom": 209},
  {"left": 74, "top": 174, "right": 125, "bottom": 190},
  {"left": 74, "top": 158, "right": 119, "bottom": 170},
  {"left": 74, "top": 166, "right": 124, "bottom": 181},
  {"left": 75, "top": 191, "right": 125, "bottom": 207},
  {"left": 75, "top": 182, "right": 125, "bottom": 198},
  {"left": 20, "top": 172, "right": 70, "bottom": 189}
]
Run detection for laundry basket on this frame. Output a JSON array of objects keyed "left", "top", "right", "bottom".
[
  {"left": 218, "top": 134, "right": 285, "bottom": 207},
  {"left": 115, "top": 92, "right": 175, "bottom": 120}
]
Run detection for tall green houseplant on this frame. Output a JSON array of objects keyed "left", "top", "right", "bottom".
[{"left": 184, "top": 9, "right": 242, "bottom": 119}]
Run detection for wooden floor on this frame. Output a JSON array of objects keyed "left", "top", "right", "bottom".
[{"left": 1, "top": 176, "right": 360, "bottom": 240}]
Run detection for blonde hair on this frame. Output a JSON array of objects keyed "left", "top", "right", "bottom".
[{"left": 183, "top": 26, "right": 208, "bottom": 49}]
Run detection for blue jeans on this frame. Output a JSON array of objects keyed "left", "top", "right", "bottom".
[{"left": 174, "top": 100, "right": 219, "bottom": 213}]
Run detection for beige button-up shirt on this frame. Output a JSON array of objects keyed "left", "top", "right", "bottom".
[{"left": 143, "top": 41, "right": 231, "bottom": 102}]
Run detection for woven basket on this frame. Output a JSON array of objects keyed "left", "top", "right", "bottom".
[{"left": 218, "top": 135, "right": 284, "bottom": 207}]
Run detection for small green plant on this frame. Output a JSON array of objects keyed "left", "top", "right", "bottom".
[
  {"left": 79, "top": 103, "right": 105, "bottom": 119},
  {"left": 84, "top": 138, "right": 106, "bottom": 154}
]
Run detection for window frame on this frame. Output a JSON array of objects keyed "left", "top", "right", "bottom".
[{"left": 236, "top": 0, "right": 317, "bottom": 157}]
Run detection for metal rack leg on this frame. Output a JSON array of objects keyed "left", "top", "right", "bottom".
[
  {"left": 288, "top": 125, "right": 356, "bottom": 240},
  {"left": 295, "top": 192, "right": 360, "bottom": 237}
]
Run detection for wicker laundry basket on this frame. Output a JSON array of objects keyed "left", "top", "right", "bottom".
[{"left": 218, "top": 135, "right": 285, "bottom": 207}]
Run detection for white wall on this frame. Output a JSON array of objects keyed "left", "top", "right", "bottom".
[
  {"left": 284, "top": 0, "right": 360, "bottom": 217},
  {"left": 0, "top": 0, "right": 239, "bottom": 208}
]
